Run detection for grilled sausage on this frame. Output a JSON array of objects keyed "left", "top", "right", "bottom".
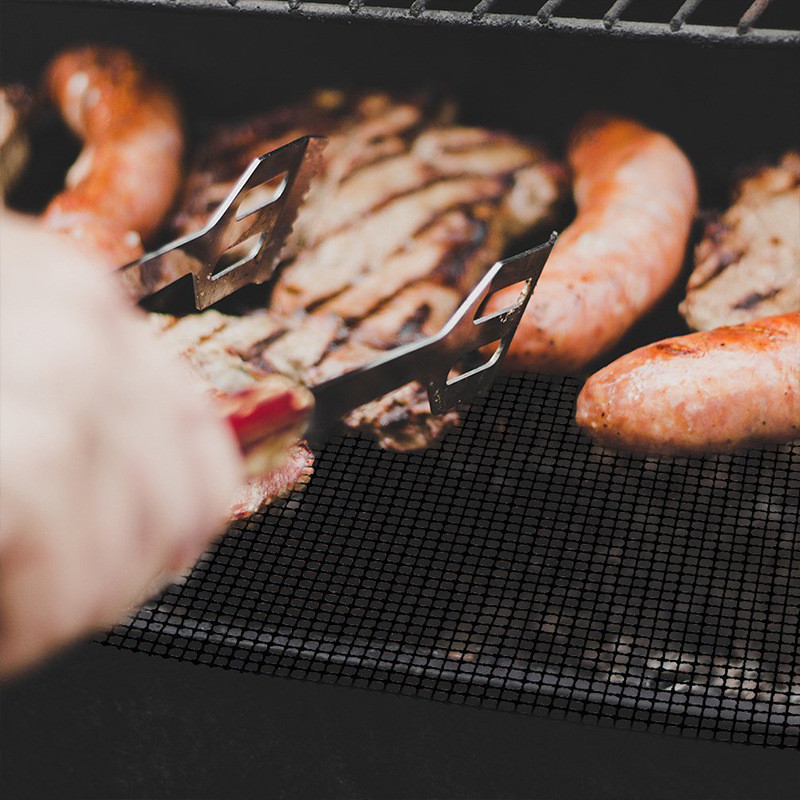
[
  {"left": 575, "top": 313, "right": 800, "bottom": 453},
  {"left": 488, "top": 114, "right": 697, "bottom": 372},
  {"left": 42, "top": 46, "right": 184, "bottom": 266}
]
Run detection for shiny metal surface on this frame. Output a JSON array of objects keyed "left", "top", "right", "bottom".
[{"left": 118, "top": 135, "right": 325, "bottom": 310}]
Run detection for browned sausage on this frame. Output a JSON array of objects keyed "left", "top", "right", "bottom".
[
  {"left": 575, "top": 312, "right": 800, "bottom": 453},
  {"left": 41, "top": 46, "right": 184, "bottom": 266},
  {"left": 488, "top": 114, "right": 697, "bottom": 372}
]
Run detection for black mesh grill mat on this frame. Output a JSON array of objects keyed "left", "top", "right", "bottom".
[{"left": 103, "top": 373, "right": 800, "bottom": 748}]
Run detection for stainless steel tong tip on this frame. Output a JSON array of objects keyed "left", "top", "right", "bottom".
[
  {"left": 308, "top": 233, "right": 557, "bottom": 436},
  {"left": 118, "top": 135, "right": 326, "bottom": 309},
  {"left": 424, "top": 232, "right": 557, "bottom": 414}
]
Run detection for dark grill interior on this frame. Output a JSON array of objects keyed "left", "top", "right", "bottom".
[{"left": 3, "top": 0, "right": 799, "bottom": 750}]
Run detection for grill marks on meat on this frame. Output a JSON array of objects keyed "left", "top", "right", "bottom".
[
  {"left": 272, "top": 127, "right": 548, "bottom": 315},
  {"left": 151, "top": 312, "right": 316, "bottom": 516},
  {"left": 302, "top": 128, "right": 539, "bottom": 247},
  {"left": 350, "top": 282, "right": 461, "bottom": 349},
  {"left": 162, "top": 91, "right": 565, "bottom": 483},
  {"left": 173, "top": 90, "right": 451, "bottom": 243},
  {"left": 680, "top": 152, "right": 800, "bottom": 331},
  {"left": 318, "top": 210, "right": 472, "bottom": 321},
  {"left": 271, "top": 175, "right": 509, "bottom": 314},
  {"left": 255, "top": 314, "right": 346, "bottom": 381},
  {"left": 307, "top": 153, "right": 437, "bottom": 245}
]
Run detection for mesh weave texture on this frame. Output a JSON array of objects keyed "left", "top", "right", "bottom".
[{"left": 104, "top": 373, "right": 800, "bottom": 748}]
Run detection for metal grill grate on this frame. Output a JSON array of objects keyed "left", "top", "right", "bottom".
[
  {"left": 31, "top": 0, "right": 800, "bottom": 45},
  {"left": 35, "top": 0, "right": 800, "bottom": 46},
  {"left": 104, "top": 373, "right": 800, "bottom": 749}
]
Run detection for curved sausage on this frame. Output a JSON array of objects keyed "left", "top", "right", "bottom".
[
  {"left": 41, "top": 46, "right": 184, "bottom": 266},
  {"left": 575, "top": 312, "right": 800, "bottom": 454},
  {"left": 489, "top": 114, "right": 697, "bottom": 372}
]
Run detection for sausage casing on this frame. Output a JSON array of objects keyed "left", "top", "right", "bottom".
[
  {"left": 575, "top": 312, "right": 800, "bottom": 453},
  {"left": 42, "top": 46, "right": 184, "bottom": 266},
  {"left": 489, "top": 114, "right": 698, "bottom": 372}
]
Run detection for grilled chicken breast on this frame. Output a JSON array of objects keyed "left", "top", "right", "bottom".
[{"left": 680, "top": 152, "right": 800, "bottom": 331}]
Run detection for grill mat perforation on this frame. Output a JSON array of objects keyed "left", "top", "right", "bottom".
[{"left": 103, "top": 373, "right": 800, "bottom": 748}]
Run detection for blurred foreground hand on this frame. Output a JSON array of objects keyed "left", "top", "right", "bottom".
[{"left": 0, "top": 212, "right": 243, "bottom": 676}]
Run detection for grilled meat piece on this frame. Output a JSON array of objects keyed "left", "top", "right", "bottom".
[
  {"left": 42, "top": 46, "right": 184, "bottom": 266},
  {"left": 0, "top": 85, "right": 32, "bottom": 198},
  {"left": 229, "top": 442, "right": 315, "bottom": 520},
  {"left": 271, "top": 175, "right": 508, "bottom": 313},
  {"left": 681, "top": 152, "right": 800, "bottom": 331},
  {"left": 576, "top": 312, "right": 800, "bottom": 454},
  {"left": 487, "top": 114, "right": 698, "bottom": 372},
  {"left": 152, "top": 311, "right": 316, "bottom": 516},
  {"left": 163, "top": 91, "right": 566, "bottom": 468},
  {"left": 173, "top": 90, "right": 454, "bottom": 244}
]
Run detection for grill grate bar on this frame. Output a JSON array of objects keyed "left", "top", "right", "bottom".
[
  {"left": 738, "top": 0, "right": 775, "bottom": 34},
  {"left": 671, "top": 0, "right": 705, "bottom": 31},
  {"left": 603, "top": 0, "right": 637, "bottom": 30},
  {"left": 536, "top": 0, "right": 568, "bottom": 24},
  {"left": 18, "top": 0, "right": 800, "bottom": 46},
  {"left": 472, "top": 0, "right": 497, "bottom": 22}
]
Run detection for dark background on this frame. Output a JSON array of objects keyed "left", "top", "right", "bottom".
[{"left": 1, "top": 640, "right": 799, "bottom": 799}]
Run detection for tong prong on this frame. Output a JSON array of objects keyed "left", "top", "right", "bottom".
[
  {"left": 117, "top": 135, "right": 326, "bottom": 309},
  {"left": 423, "top": 343, "right": 505, "bottom": 407},
  {"left": 468, "top": 309, "right": 516, "bottom": 351},
  {"left": 423, "top": 233, "right": 556, "bottom": 413},
  {"left": 459, "top": 249, "right": 550, "bottom": 352},
  {"left": 205, "top": 142, "right": 300, "bottom": 257},
  {"left": 487, "top": 236, "right": 556, "bottom": 294}
]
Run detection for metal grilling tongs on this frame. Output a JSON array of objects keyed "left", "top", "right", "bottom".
[
  {"left": 119, "top": 135, "right": 556, "bottom": 446},
  {"left": 305, "top": 238, "right": 555, "bottom": 440},
  {"left": 118, "top": 136, "right": 327, "bottom": 308}
]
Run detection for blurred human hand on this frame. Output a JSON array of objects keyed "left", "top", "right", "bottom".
[{"left": 0, "top": 212, "right": 243, "bottom": 676}]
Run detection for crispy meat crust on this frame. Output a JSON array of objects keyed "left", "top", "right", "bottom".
[
  {"left": 680, "top": 152, "right": 800, "bottom": 331},
  {"left": 228, "top": 442, "right": 315, "bottom": 520}
]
